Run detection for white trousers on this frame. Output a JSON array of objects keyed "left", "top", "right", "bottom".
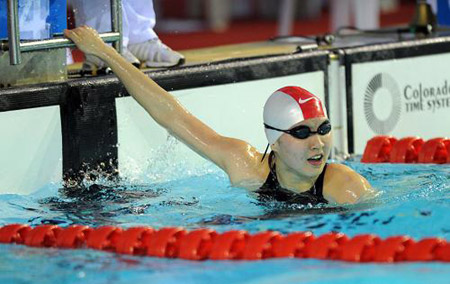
[
  {"left": 330, "top": 0, "right": 380, "bottom": 31},
  {"left": 71, "top": 0, "right": 158, "bottom": 47}
]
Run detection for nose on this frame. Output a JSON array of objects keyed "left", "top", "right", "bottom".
[{"left": 309, "top": 133, "right": 324, "bottom": 150}]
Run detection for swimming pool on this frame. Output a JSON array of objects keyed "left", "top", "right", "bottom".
[
  {"left": 1, "top": 158, "right": 449, "bottom": 284},
  {"left": 2, "top": 34, "right": 450, "bottom": 284}
]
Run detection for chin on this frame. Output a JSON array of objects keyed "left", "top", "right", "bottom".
[{"left": 303, "top": 162, "right": 325, "bottom": 176}]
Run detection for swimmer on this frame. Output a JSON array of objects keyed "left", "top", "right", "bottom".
[{"left": 64, "top": 26, "right": 375, "bottom": 205}]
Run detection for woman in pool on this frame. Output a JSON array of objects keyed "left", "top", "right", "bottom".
[{"left": 65, "top": 26, "right": 374, "bottom": 205}]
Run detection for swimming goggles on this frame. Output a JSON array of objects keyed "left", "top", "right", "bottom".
[{"left": 264, "top": 120, "right": 332, "bottom": 140}]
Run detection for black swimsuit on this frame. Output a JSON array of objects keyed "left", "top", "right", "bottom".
[{"left": 256, "top": 152, "right": 328, "bottom": 206}]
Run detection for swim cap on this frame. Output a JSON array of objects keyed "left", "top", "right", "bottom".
[{"left": 263, "top": 86, "right": 327, "bottom": 145}]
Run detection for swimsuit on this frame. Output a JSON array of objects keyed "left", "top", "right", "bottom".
[{"left": 256, "top": 152, "right": 328, "bottom": 206}]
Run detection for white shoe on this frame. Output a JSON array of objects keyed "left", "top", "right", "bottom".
[
  {"left": 121, "top": 48, "right": 141, "bottom": 67},
  {"left": 82, "top": 47, "right": 140, "bottom": 75},
  {"left": 128, "top": 39, "right": 185, "bottom": 68}
]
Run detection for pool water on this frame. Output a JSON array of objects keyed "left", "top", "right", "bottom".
[{"left": 1, "top": 160, "right": 450, "bottom": 283}]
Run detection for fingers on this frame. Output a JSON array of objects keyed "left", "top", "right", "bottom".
[
  {"left": 64, "top": 26, "right": 103, "bottom": 54},
  {"left": 63, "top": 29, "right": 73, "bottom": 40},
  {"left": 84, "top": 25, "right": 100, "bottom": 36},
  {"left": 64, "top": 29, "right": 81, "bottom": 43},
  {"left": 64, "top": 26, "right": 91, "bottom": 37}
]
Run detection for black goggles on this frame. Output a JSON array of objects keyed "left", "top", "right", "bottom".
[{"left": 264, "top": 121, "right": 332, "bottom": 140}]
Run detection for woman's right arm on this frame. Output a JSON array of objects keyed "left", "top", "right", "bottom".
[{"left": 64, "top": 26, "right": 263, "bottom": 180}]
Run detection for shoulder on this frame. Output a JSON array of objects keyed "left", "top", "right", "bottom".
[
  {"left": 219, "top": 139, "right": 270, "bottom": 190},
  {"left": 323, "top": 163, "right": 374, "bottom": 204}
]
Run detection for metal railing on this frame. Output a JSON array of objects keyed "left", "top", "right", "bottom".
[{"left": 1, "top": 0, "right": 123, "bottom": 65}]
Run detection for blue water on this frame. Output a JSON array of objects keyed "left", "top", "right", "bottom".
[{"left": 1, "top": 161, "right": 450, "bottom": 284}]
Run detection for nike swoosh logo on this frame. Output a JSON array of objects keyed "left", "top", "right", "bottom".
[{"left": 298, "top": 97, "right": 316, "bottom": 104}]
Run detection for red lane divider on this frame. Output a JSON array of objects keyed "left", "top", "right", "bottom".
[
  {"left": 362, "top": 136, "right": 450, "bottom": 163},
  {"left": 0, "top": 224, "right": 449, "bottom": 263}
]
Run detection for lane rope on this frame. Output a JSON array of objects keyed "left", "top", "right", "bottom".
[
  {"left": 362, "top": 136, "right": 450, "bottom": 163},
  {"left": 0, "top": 224, "right": 449, "bottom": 262}
]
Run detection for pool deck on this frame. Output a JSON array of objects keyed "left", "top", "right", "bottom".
[{"left": 67, "top": 40, "right": 300, "bottom": 76}]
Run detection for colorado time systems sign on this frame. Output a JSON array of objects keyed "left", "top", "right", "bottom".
[
  {"left": 403, "top": 81, "right": 450, "bottom": 113},
  {"left": 364, "top": 73, "right": 401, "bottom": 134},
  {"left": 351, "top": 52, "right": 450, "bottom": 154},
  {"left": 363, "top": 73, "right": 450, "bottom": 135}
]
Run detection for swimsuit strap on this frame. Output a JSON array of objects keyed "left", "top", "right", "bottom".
[{"left": 313, "top": 163, "right": 327, "bottom": 197}]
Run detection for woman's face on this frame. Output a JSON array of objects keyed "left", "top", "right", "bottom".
[{"left": 273, "top": 117, "right": 332, "bottom": 178}]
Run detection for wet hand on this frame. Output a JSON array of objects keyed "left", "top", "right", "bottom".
[{"left": 64, "top": 26, "right": 107, "bottom": 57}]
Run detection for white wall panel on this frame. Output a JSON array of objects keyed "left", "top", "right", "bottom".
[{"left": 0, "top": 106, "right": 62, "bottom": 194}]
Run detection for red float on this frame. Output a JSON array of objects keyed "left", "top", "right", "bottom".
[
  {"left": 24, "top": 225, "right": 62, "bottom": 247},
  {"left": 115, "top": 226, "right": 154, "bottom": 255},
  {"left": 86, "top": 226, "right": 122, "bottom": 251},
  {"left": 418, "top": 138, "right": 450, "bottom": 164},
  {"left": 304, "top": 232, "right": 349, "bottom": 259},
  {"left": 389, "top": 137, "right": 424, "bottom": 163},
  {"left": 338, "top": 234, "right": 381, "bottom": 262},
  {"left": 361, "top": 136, "right": 397, "bottom": 163},
  {"left": 373, "top": 236, "right": 414, "bottom": 262},
  {"left": 241, "top": 231, "right": 282, "bottom": 260},
  {"left": 55, "top": 225, "right": 92, "bottom": 248},
  {"left": 178, "top": 228, "right": 217, "bottom": 260},
  {"left": 209, "top": 230, "right": 248, "bottom": 260},
  {"left": 272, "top": 232, "right": 314, "bottom": 258},
  {"left": 145, "top": 227, "right": 186, "bottom": 258},
  {"left": 0, "top": 224, "right": 31, "bottom": 244}
]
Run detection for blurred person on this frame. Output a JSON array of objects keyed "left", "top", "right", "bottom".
[
  {"left": 70, "top": 0, "right": 184, "bottom": 72},
  {"left": 331, "top": 0, "right": 380, "bottom": 31}
]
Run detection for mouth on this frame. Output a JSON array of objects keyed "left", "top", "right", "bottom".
[{"left": 307, "top": 154, "right": 324, "bottom": 166}]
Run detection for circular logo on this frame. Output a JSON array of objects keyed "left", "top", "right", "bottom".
[{"left": 364, "top": 73, "right": 401, "bottom": 134}]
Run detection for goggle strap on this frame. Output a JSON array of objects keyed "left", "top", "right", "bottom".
[{"left": 260, "top": 143, "right": 270, "bottom": 163}]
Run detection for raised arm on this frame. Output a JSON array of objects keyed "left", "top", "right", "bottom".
[{"left": 64, "top": 26, "right": 262, "bottom": 180}]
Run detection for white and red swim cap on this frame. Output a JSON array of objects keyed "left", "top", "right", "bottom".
[{"left": 263, "top": 86, "right": 327, "bottom": 145}]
